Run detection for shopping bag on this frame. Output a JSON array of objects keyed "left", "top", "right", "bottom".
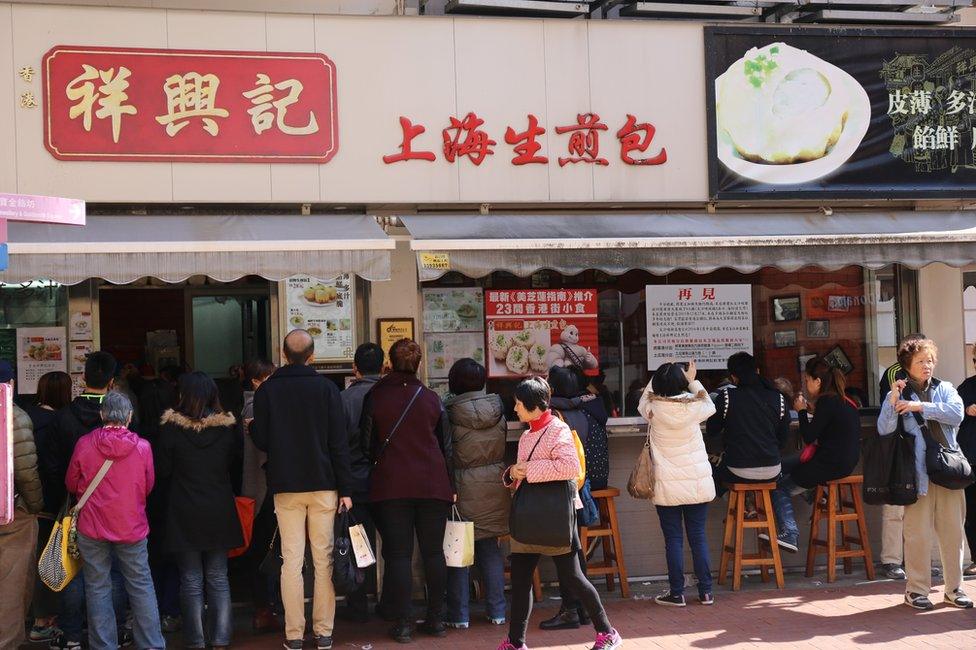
[
  {"left": 228, "top": 496, "right": 255, "bottom": 558},
  {"left": 332, "top": 508, "right": 365, "bottom": 596},
  {"left": 348, "top": 521, "right": 376, "bottom": 569},
  {"left": 443, "top": 505, "right": 475, "bottom": 568},
  {"left": 37, "top": 500, "right": 82, "bottom": 592}
]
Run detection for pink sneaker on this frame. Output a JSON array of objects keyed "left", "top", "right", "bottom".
[
  {"left": 497, "top": 639, "right": 528, "bottom": 650},
  {"left": 592, "top": 628, "right": 623, "bottom": 650}
]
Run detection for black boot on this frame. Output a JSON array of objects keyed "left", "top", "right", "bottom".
[
  {"left": 389, "top": 620, "right": 413, "bottom": 644},
  {"left": 418, "top": 619, "right": 447, "bottom": 637},
  {"left": 539, "top": 607, "right": 581, "bottom": 630}
]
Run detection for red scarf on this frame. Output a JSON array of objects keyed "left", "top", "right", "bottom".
[{"left": 529, "top": 409, "right": 554, "bottom": 432}]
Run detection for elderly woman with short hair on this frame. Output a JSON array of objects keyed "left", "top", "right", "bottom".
[
  {"left": 66, "top": 391, "right": 165, "bottom": 650},
  {"left": 360, "top": 338, "right": 455, "bottom": 644},
  {"left": 878, "top": 337, "right": 972, "bottom": 611}
]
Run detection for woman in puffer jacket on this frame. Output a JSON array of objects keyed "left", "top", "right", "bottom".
[
  {"left": 638, "top": 361, "right": 717, "bottom": 607},
  {"left": 443, "top": 358, "right": 510, "bottom": 628}
]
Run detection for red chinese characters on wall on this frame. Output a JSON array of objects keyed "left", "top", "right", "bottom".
[
  {"left": 43, "top": 45, "right": 338, "bottom": 163},
  {"left": 383, "top": 112, "right": 667, "bottom": 167}
]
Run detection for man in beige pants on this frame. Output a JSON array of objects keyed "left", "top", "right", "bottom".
[{"left": 252, "top": 330, "right": 354, "bottom": 650}]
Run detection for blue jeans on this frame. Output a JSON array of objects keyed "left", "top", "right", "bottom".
[
  {"left": 771, "top": 470, "right": 803, "bottom": 540},
  {"left": 655, "top": 503, "right": 712, "bottom": 597},
  {"left": 76, "top": 534, "right": 165, "bottom": 650},
  {"left": 446, "top": 537, "right": 506, "bottom": 624},
  {"left": 60, "top": 556, "right": 128, "bottom": 643},
  {"left": 176, "top": 550, "right": 233, "bottom": 647}
]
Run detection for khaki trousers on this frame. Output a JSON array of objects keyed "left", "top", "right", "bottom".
[
  {"left": 0, "top": 510, "right": 38, "bottom": 649},
  {"left": 880, "top": 504, "right": 904, "bottom": 565},
  {"left": 903, "top": 483, "right": 966, "bottom": 597},
  {"left": 275, "top": 491, "right": 338, "bottom": 640}
]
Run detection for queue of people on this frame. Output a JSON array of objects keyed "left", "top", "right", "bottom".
[{"left": 3, "top": 328, "right": 976, "bottom": 650}]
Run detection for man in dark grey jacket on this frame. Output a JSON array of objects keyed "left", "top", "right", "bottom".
[
  {"left": 337, "top": 343, "right": 384, "bottom": 623},
  {"left": 0, "top": 362, "right": 44, "bottom": 649}
]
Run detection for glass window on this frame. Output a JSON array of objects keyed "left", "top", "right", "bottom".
[
  {"left": 423, "top": 264, "right": 913, "bottom": 416},
  {"left": 0, "top": 281, "right": 68, "bottom": 328}
]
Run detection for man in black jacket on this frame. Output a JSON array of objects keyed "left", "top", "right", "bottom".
[
  {"left": 251, "top": 329, "right": 353, "bottom": 650},
  {"left": 707, "top": 352, "right": 797, "bottom": 551}
]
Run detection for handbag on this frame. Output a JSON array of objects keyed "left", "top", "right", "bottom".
[
  {"left": 258, "top": 526, "right": 283, "bottom": 577},
  {"left": 862, "top": 417, "right": 917, "bottom": 506},
  {"left": 509, "top": 430, "right": 576, "bottom": 548},
  {"left": 228, "top": 496, "right": 255, "bottom": 559},
  {"left": 372, "top": 386, "right": 423, "bottom": 466},
  {"left": 332, "top": 507, "right": 365, "bottom": 596},
  {"left": 908, "top": 400, "right": 974, "bottom": 490},
  {"left": 627, "top": 427, "right": 655, "bottom": 500},
  {"left": 443, "top": 505, "right": 475, "bottom": 568},
  {"left": 38, "top": 459, "right": 113, "bottom": 592}
]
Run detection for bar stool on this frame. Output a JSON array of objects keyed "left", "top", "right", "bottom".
[
  {"left": 579, "top": 487, "right": 630, "bottom": 598},
  {"left": 718, "top": 482, "right": 785, "bottom": 591},
  {"left": 805, "top": 475, "right": 875, "bottom": 583},
  {"left": 498, "top": 535, "right": 544, "bottom": 602}
]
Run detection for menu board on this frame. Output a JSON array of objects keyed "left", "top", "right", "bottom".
[
  {"left": 422, "top": 288, "right": 484, "bottom": 333},
  {"left": 16, "top": 327, "right": 67, "bottom": 394},
  {"left": 69, "top": 342, "right": 94, "bottom": 374},
  {"left": 284, "top": 275, "right": 355, "bottom": 361},
  {"left": 0, "top": 383, "right": 12, "bottom": 525},
  {"left": 484, "top": 289, "right": 600, "bottom": 379},
  {"left": 426, "top": 332, "right": 485, "bottom": 379},
  {"left": 646, "top": 284, "right": 753, "bottom": 371}
]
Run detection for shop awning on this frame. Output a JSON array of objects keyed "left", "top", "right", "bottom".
[
  {"left": 403, "top": 211, "right": 976, "bottom": 280},
  {"left": 1, "top": 214, "right": 394, "bottom": 285}
]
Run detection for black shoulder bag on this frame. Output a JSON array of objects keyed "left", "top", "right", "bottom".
[
  {"left": 509, "top": 429, "right": 576, "bottom": 548},
  {"left": 862, "top": 414, "right": 917, "bottom": 506},
  {"left": 372, "top": 386, "right": 423, "bottom": 467},
  {"left": 905, "top": 387, "right": 974, "bottom": 490}
]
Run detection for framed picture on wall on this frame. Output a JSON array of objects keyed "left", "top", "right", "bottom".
[
  {"left": 771, "top": 295, "right": 801, "bottom": 322},
  {"left": 798, "top": 353, "right": 816, "bottom": 374},
  {"left": 773, "top": 330, "right": 797, "bottom": 348},
  {"left": 807, "top": 320, "right": 830, "bottom": 339},
  {"left": 825, "top": 345, "right": 854, "bottom": 375}
]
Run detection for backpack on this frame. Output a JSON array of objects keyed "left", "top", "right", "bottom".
[{"left": 553, "top": 410, "right": 587, "bottom": 490}]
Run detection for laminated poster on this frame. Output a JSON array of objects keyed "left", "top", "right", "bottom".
[
  {"left": 16, "top": 327, "right": 67, "bottom": 394},
  {"left": 284, "top": 275, "right": 354, "bottom": 361}
]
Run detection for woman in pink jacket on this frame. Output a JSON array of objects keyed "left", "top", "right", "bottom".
[
  {"left": 65, "top": 391, "right": 165, "bottom": 650},
  {"left": 498, "top": 377, "right": 622, "bottom": 650}
]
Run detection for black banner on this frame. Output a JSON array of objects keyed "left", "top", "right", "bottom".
[{"left": 706, "top": 26, "right": 976, "bottom": 200}]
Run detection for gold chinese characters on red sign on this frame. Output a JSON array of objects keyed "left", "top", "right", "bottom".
[{"left": 43, "top": 45, "right": 338, "bottom": 163}]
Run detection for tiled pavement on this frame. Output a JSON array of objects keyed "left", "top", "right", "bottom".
[
  {"left": 226, "top": 575, "right": 976, "bottom": 650},
  {"left": 23, "top": 573, "right": 976, "bottom": 649}
]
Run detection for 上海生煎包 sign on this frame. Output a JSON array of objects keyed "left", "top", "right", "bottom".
[{"left": 43, "top": 46, "right": 337, "bottom": 163}]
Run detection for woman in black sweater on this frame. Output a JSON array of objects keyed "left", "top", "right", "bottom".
[{"left": 789, "top": 356, "right": 861, "bottom": 488}]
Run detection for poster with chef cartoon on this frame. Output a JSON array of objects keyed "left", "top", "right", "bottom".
[
  {"left": 706, "top": 26, "right": 976, "bottom": 200},
  {"left": 484, "top": 289, "right": 599, "bottom": 379}
]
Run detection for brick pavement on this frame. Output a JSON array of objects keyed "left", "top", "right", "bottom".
[{"left": 221, "top": 576, "right": 975, "bottom": 650}]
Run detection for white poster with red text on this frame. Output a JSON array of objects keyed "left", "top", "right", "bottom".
[
  {"left": 646, "top": 284, "right": 753, "bottom": 371},
  {"left": 484, "top": 289, "right": 600, "bottom": 379}
]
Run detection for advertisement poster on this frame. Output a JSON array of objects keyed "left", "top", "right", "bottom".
[
  {"left": 69, "top": 312, "right": 93, "bottom": 340},
  {"left": 0, "top": 384, "right": 12, "bottom": 525},
  {"left": 16, "top": 327, "right": 67, "bottom": 394},
  {"left": 484, "top": 289, "right": 599, "bottom": 379},
  {"left": 426, "top": 332, "right": 485, "bottom": 379},
  {"left": 284, "top": 275, "right": 354, "bottom": 361},
  {"left": 377, "top": 319, "right": 414, "bottom": 361},
  {"left": 422, "top": 288, "right": 484, "bottom": 333},
  {"left": 69, "top": 342, "right": 94, "bottom": 374},
  {"left": 706, "top": 26, "right": 976, "bottom": 199},
  {"left": 646, "top": 285, "right": 753, "bottom": 371}
]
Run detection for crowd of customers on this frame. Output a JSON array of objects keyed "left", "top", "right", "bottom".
[{"left": 3, "top": 328, "right": 976, "bottom": 650}]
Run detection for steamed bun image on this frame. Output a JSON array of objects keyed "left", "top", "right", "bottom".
[{"left": 716, "top": 43, "right": 852, "bottom": 165}]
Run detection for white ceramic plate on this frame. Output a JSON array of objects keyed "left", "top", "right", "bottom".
[{"left": 715, "top": 66, "right": 871, "bottom": 185}]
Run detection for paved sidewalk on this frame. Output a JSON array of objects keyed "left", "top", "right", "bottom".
[{"left": 225, "top": 576, "right": 975, "bottom": 649}]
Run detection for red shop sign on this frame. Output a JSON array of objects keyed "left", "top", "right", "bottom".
[{"left": 42, "top": 45, "right": 338, "bottom": 163}]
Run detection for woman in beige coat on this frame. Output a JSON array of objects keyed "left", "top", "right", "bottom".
[{"left": 638, "top": 361, "right": 717, "bottom": 607}]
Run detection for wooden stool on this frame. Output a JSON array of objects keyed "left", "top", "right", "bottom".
[
  {"left": 499, "top": 535, "right": 544, "bottom": 602},
  {"left": 718, "top": 482, "right": 785, "bottom": 591},
  {"left": 579, "top": 487, "right": 630, "bottom": 598},
  {"left": 805, "top": 475, "right": 875, "bottom": 583}
]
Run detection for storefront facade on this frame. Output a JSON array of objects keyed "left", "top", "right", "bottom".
[{"left": 2, "top": 2, "right": 975, "bottom": 576}]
